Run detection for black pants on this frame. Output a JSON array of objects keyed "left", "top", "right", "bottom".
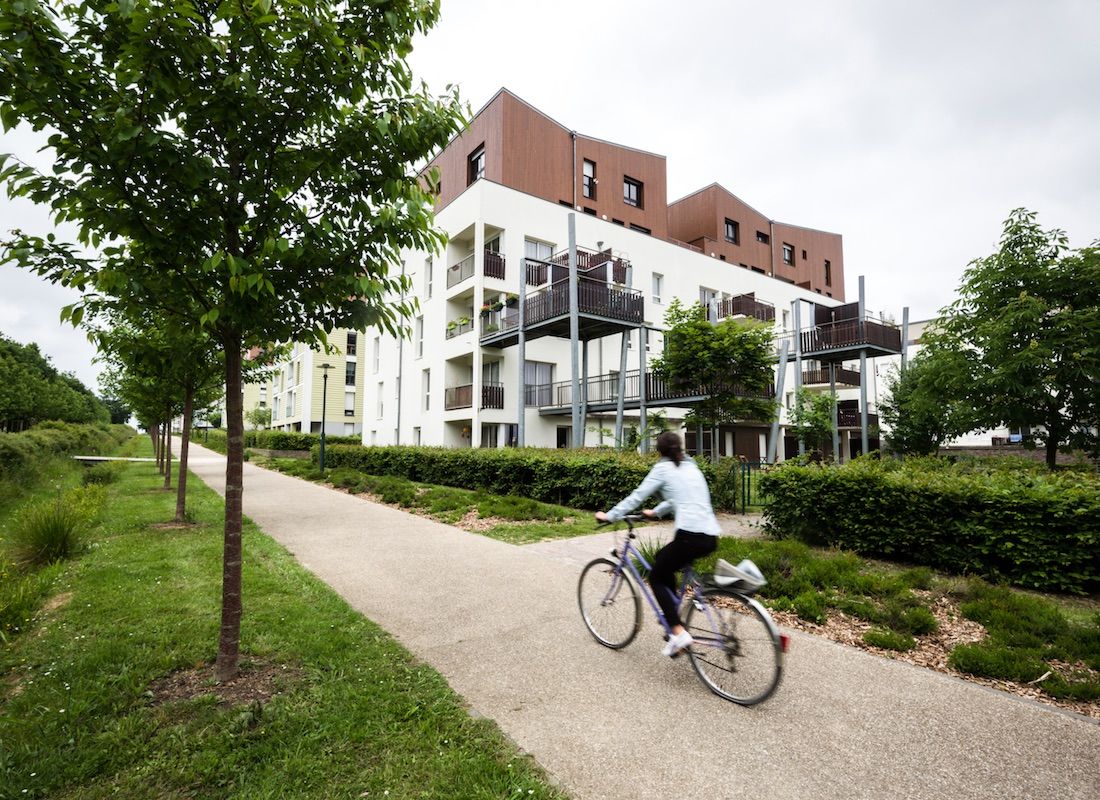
[{"left": 650, "top": 530, "right": 718, "bottom": 628}]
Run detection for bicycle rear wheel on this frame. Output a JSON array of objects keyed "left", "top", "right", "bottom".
[
  {"left": 684, "top": 588, "right": 783, "bottom": 705},
  {"left": 578, "top": 558, "right": 642, "bottom": 649}
]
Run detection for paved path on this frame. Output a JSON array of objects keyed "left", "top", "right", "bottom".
[{"left": 183, "top": 442, "right": 1099, "bottom": 800}]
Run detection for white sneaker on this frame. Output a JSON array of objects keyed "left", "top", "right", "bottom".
[{"left": 661, "top": 630, "right": 693, "bottom": 658}]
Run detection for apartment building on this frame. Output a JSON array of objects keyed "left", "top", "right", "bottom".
[{"left": 359, "top": 88, "right": 902, "bottom": 460}]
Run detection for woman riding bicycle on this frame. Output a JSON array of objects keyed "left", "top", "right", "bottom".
[{"left": 595, "top": 430, "right": 719, "bottom": 657}]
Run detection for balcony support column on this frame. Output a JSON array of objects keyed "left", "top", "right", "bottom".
[
  {"left": 615, "top": 332, "right": 628, "bottom": 447},
  {"left": 580, "top": 340, "right": 589, "bottom": 444},
  {"left": 900, "top": 306, "right": 910, "bottom": 373},
  {"left": 767, "top": 338, "right": 790, "bottom": 463},
  {"left": 568, "top": 215, "right": 582, "bottom": 448},
  {"left": 830, "top": 363, "right": 840, "bottom": 462},
  {"left": 472, "top": 222, "right": 485, "bottom": 448},
  {"left": 638, "top": 325, "right": 648, "bottom": 453},
  {"left": 517, "top": 291, "right": 526, "bottom": 447},
  {"left": 793, "top": 301, "right": 805, "bottom": 456},
  {"left": 860, "top": 349, "right": 869, "bottom": 456}
]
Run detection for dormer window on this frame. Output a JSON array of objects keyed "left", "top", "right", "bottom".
[{"left": 467, "top": 144, "right": 485, "bottom": 185}]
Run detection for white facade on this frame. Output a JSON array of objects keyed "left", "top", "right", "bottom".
[{"left": 363, "top": 179, "right": 889, "bottom": 457}]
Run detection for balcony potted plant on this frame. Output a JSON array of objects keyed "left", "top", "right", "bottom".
[
  {"left": 490, "top": 299, "right": 503, "bottom": 312},
  {"left": 505, "top": 293, "right": 519, "bottom": 308},
  {"left": 485, "top": 323, "right": 499, "bottom": 333},
  {"left": 457, "top": 315, "right": 471, "bottom": 327},
  {"left": 479, "top": 302, "right": 491, "bottom": 317},
  {"left": 446, "top": 319, "right": 458, "bottom": 334}
]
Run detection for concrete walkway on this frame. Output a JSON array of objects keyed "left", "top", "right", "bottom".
[{"left": 182, "top": 441, "right": 1099, "bottom": 800}]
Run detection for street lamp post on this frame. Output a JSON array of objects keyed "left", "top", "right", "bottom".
[{"left": 319, "top": 363, "right": 333, "bottom": 472}]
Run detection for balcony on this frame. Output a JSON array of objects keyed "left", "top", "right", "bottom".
[
  {"left": 530, "top": 369, "right": 774, "bottom": 414},
  {"left": 801, "top": 317, "right": 902, "bottom": 361},
  {"left": 802, "top": 367, "right": 861, "bottom": 387},
  {"left": 837, "top": 409, "right": 879, "bottom": 429},
  {"left": 445, "top": 317, "right": 474, "bottom": 339},
  {"left": 482, "top": 274, "right": 644, "bottom": 348},
  {"left": 526, "top": 248, "right": 631, "bottom": 286},
  {"left": 716, "top": 294, "right": 775, "bottom": 323},
  {"left": 444, "top": 383, "right": 506, "bottom": 411},
  {"left": 446, "top": 248, "right": 506, "bottom": 290}
]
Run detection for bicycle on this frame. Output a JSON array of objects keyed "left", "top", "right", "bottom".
[{"left": 577, "top": 514, "right": 788, "bottom": 705}]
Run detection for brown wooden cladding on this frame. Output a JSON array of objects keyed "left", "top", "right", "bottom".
[
  {"left": 573, "top": 136, "right": 668, "bottom": 238},
  {"left": 424, "top": 95, "right": 505, "bottom": 210},
  {"left": 772, "top": 222, "right": 844, "bottom": 300},
  {"left": 668, "top": 185, "right": 845, "bottom": 300},
  {"left": 499, "top": 92, "right": 573, "bottom": 206}
]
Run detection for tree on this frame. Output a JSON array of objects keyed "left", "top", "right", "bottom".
[
  {"left": 921, "top": 209, "right": 1100, "bottom": 467},
  {"left": 788, "top": 388, "right": 834, "bottom": 460},
  {"left": 652, "top": 299, "right": 776, "bottom": 454},
  {"left": 0, "top": 333, "right": 108, "bottom": 429},
  {"left": 1, "top": 0, "right": 463, "bottom": 679},
  {"left": 245, "top": 406, "right": 271, "bottom": 430},
  {"left": 879, "top": 351, "right": 967, "bottom": 456}
]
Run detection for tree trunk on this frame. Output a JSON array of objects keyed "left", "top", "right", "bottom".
[
  {"left": 163, "top": 407, "right": 173, "bottom": 490},
  {"left": 150, "top": 424, "right": 160, "bottom": 467},
  {"left": 216, "top": 333, "right": 245, "bottom": 682},
  {"left": 157, "top": 422, "right": 166, "bottom": 473},
  {"left": 1045, "top": 433, "right": 1060, "bottom": 469},
  {"left": 176, "top": 388, "right": 193, "bottom": 523}
]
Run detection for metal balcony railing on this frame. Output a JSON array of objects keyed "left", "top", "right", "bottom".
[
  {"left": 716, "top": 294, "right": 776, "bottom": 323},
  {"left": 802, "top": 367, "right": 861, "bottom": 386},
  {"left": 837, "top": 409, "right": 879, "bottom": 428},
  {"left": 801, "top": 317, "right": 902, "bottom": 354},
  {"left": 484, "top": 250, "right": 506, "bottom": 280},
  {"left": 524, "top": 277, "right": 644, "bottom": 326},
  {"left": 445, "top": 318, "right": 474, "bottom": 339},
  {"left": 530, "top": 369, "right": 775, "bottom": 409},
  {"left": 446, "top": 253, "right": 475, "bottom": 289},
  {"left": 444, "top": 383, "right": 505, "bottom": 411}
]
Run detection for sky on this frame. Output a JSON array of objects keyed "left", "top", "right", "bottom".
[{"left": 2, "top": 0, "right": 1098, "bottom": 390}]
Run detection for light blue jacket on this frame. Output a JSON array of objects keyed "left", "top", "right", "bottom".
[{"left": 606, "top": 456, "right": 721, "bottom": 536}]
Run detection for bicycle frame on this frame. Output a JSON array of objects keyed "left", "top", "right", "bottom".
[{"left": 607, "top": 528, "right": 728, "bottom": 651}]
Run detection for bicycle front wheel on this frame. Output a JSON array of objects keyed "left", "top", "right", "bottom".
[
  {"left": 684, "top": 589, "right": 783, "bottom": 705},
  {"left": 577, "top": 558, "right": 642, "bottom": 649}
]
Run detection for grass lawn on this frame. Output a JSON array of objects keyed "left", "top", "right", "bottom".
[{"left": 0, "top": 439, "right": 567, "bottom": 800}]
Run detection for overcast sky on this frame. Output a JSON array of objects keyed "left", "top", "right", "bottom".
[{"left": 2, "top": 0, "right": 1097, "bottom": 390}]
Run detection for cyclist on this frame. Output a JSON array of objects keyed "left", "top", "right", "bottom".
[{"left": 595, "top": 430, "right": 720, "bottom": 657}]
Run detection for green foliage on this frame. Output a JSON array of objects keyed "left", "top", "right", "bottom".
[
  {"left": 948, "top": 643, "right": 1048, "bottom": 682},
  {"left": 192, "top": 428, "right": 360, "bottom": 456},
  {"left": 0, "top": 334, "right": 110, "bottom": 429},
  {"left": 863, "top": 628, "right": 917, "bottom": 651},
  {"left": 316, "top": 444, "right": 672, "bottom": 511},
  {"left": 759, "top": 457, "right": 1100, "bottom": 593},
  {"left": 919, "top": 209, "right": 1100, "bottom": 466},
  {"left": 792, "top": 590, "right": 828, "bottom": 624},
  {"left": 879, "top": 355, "right": 958, "bottom": 456},
  {"left": 82, "top": 461, "right": 126, "bottom": 486},
  {"left": 788, "top": 388, "right": 835, "bottom": 458},
  {"left": 244, "top": 405, "right": 272, "bottom": 429},
  {"left": 0, "top": 562, "right": 63, "bottom": 643},
  {"left": 5, "top": 489, "right": 101, "bottom": 568},
  {"left": 651, "top": 299, "right": 777, "bottom": 427}
]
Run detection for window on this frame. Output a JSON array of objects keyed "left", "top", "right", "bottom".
[
  {"left": 651, "top": 272, "right": 664, "bottom": 304},
  {"left": 259, "top": 386, "right": 267, "bottom": 408},
  {"left": 422, "top": 368, "right": 431, "bottom": 411},
  {"left": 802, "top": 249, "right": 808, "bottom": 260},
  {"left": 724, "top": 218, "right": 740, "bottom": 244},
  {"left": 755, "top": 231, "right": 770, "bottom": 244},
  {"left": 467, "top": 143, "right": 485, "bottom": 185},
  {"left": 344, "top": 390, "right": 355, "bottom": 417},
  {"left": 629, "top": 223, "right": 651, "bottom": 235},
  {"left": 782, "top": 243, "right": 795, "bottom": 266},
  {"left": 287, "top": 390, "right": 295, "bottom": 416},
  {"left": 346, "top": 331, "right": 358, "bottom": 356},
  {"left": 413, "top": 426, "right": 421, "bottom": 446},
  {"left": 345, "top": 361, "right": 356, "bottom": 387},
  {"left": 782, "top": 309, "right": 790, "bottom": 331},
  {"left": 505, "top": 424, "right": 518, "bottom": 447},
  {"left": 611, "top": 218, "right": 625, "bottom": 226},
  {"left": 372, "top": 336, "right": 380, "bottom": 374},
  {"left": 481, "top": 424, "right": 499, "bottom": 449},
  {"left": 424, "top": 257, "right": 433, "bottom": 299},
  {"left": 524, "top": 361, "right": 554, "bottom": 406},
  {"left": 415, "top": 315, "right": 424, "bottom": 358},
  {"left": 525, "top": 238, "right": 553, "bottom": 261},
  {"left": 623, "top": 176, "right": 643, "bottom": 208},
  {"left": 824, "top": 260, "right": 832, "bottom": 287},
  {"left": 370, "top": 430, "right": 377, "bottom": 445},
  {"left": 376, "top": 381, "right": 384, "bottom": 419},
  {"left": 582, "top": 159, "right": 596, "bottom": 199}
]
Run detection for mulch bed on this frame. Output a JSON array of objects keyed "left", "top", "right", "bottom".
[{"left": 147, "top": 659, "right": 302, "bottom": 708}]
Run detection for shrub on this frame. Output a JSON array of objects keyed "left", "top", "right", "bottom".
[
  {"left": 792, "top": 590, "right": 828, "bottom": 624},
  {"left": 759, "top": 457, "right": 1100, "bottom": 593},
  {"left": 863, "top": 628, "right": 916, "bottom": 651},
  {"left": 82, "top": 461, "right": 126, "bottom": 486},
  {"left": 948, "top": 642, "right": 1047, "bottom": 682},
  {"left": 6, "top": 497, "right": 91, "bottom": 568}
]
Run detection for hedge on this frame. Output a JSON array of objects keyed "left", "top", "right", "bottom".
[
  {"left": 312, "top": 445, "right": 745, "bottom": 512},
  {"left": 191, "top": 429, "right": 361, "bottom": 455},
  {"left": 0, "top": 422, "right": 133, "bottom": 484},
  {"left": 758, "top": 456, "right": 1100, "bottom": 594}
]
